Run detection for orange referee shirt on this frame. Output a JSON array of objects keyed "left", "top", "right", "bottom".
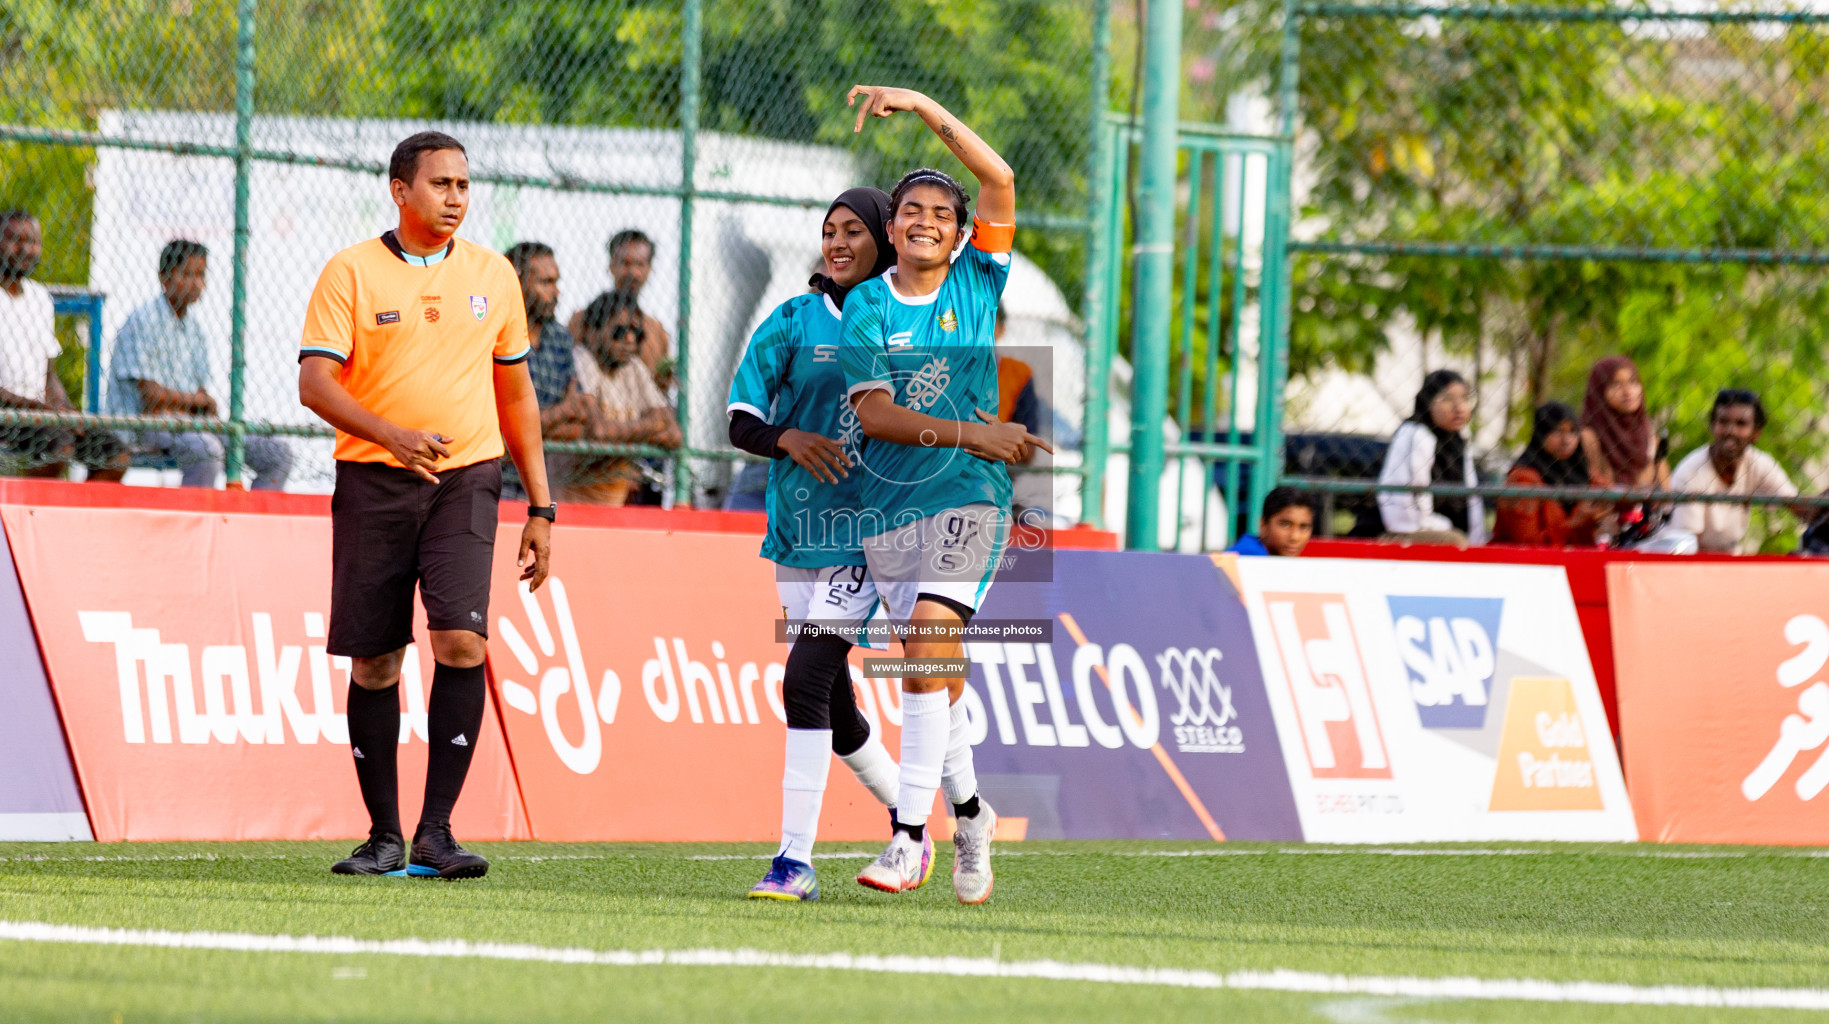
[{"left": 299, "top": 233, "right": 530, "bottom": 470}]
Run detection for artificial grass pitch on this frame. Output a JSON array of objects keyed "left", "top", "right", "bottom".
[{"left": 1, "top": 839, "right": 1826, "bottom": 1022}]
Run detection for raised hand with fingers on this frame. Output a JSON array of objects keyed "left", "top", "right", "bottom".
[{"left": 847, "top": 85, "right": 925, "bottom": 134}]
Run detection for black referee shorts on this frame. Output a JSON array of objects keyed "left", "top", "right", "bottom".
[{"left": 328, "top": 458, "right": 502, "bottom": 658}]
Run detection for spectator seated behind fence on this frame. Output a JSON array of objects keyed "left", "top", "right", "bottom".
[
  {"left": 502, "top": 241, "right": 591, "bottom": 500},
  {"left": 1493, "top": 402, "right": 1601, "bottom": 547},
  {"left": 107, "top": 239, "right": 291, "bottom": 489},
  {"left": 1227, "top": 486, "right": 1315, "bottom": 556},
  {"left": 567, "top": 288, "right": 681, "bottom": 505},
  {"left": 0, "top": 209, "right": 128, "bottom": 481},
  {"left": 1581, "top": 354, "right": 1667, "bottom": 492},
  {"left": 568, "top": 229, "right": 673, "bottom": 391},
  {"left": 1377, "top": 369, "right": 1486, "bottom": 547},
  {"left": 1663, "top": 388, "right": 1804, "bottom": 555}
]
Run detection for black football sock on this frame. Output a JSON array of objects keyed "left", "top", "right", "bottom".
[
  {"left": 419, "top": 662, "right": 487, "bottom": 830},
  {"left": 894, "top": 817, "right": 925, "bottom": 842},
  {"left": 345, "top": 682, "right": 402, "bottom": 837},
  {"left": 952, "top": 794, "right": 981, "bottom": 821}
]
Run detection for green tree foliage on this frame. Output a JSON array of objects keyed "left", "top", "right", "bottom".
[
  {"left": 0, "top": 0, "right": 1104, "bottom": 406},
  {"left": 1279, "top": 8, "right": 1829, "bottom": 478}
]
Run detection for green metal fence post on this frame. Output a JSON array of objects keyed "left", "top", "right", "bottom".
[
  {"left": 674, "top": 0, "right": 701, "bottom": 506},
  {"left": 1080, "top": 0, "right": 1114, "bottom": 529},
  {"left": 1253, "top": 0, "right": 1303, "bottom": 523},
  {"left": 1124, "top": 0, "right": 1185, "bottom": 550},
  {"left": 227, "top": 0, "right": 257, "bottom": 487}
]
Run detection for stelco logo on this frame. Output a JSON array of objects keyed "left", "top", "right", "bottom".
[
  {"left": 1159, "top": 648, "right": 1242, "bottom": 753},
  {"left": 970, "top": 638, "right": 1247, "bottom": 756}
]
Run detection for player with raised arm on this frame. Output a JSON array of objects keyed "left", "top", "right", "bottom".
[
  {"left": 299, "top": 131, "right": 554, "bottom": 880},
  {"left": 728, "top": 186, "right": 904, "bottom": 901},
  {"left": 838, "top": 86, "right": 1050, "bottom": 904}
]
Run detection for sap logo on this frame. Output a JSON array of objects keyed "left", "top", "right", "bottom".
[
  {"left": 887, "top": 331, "right": 914, "bottom": 348},
  {"left": 1263, "top": 592, "right": 1391, "bottom": 779},
  {"left": 1744, "top": 614, "right": 1829, "bottom": 802},
  {"left": 813, "top": 344, "right": 838, "bottom": 363},
  {"left": 78, "top": 610, "right": 439, "bottom": 746},
  {"left": 1388, "top": 597, "right": 1504, "bottom": 729}
]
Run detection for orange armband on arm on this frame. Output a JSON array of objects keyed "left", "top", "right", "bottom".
[{"left": 969, "top": 216, "right": 1015, "bottom": 254}]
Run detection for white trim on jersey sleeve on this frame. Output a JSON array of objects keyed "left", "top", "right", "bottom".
[
  {"left": 727, "top": 401, "right": 769, "bottom": 421},
  {"left": 847, "top": 380, "right": 893, "bottom": 399}
]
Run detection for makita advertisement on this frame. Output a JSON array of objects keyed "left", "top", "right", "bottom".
[
  {"left": 1611, "top": 561, "right": 1829, "bottom": 844},
  {"left": 965, "top": 549, "right": 1301, "bottom": 841},
  {"left": 3, "top": 506, "right": 529, "bottom": 842},
  {"left": 1229, "top": 556, "right": 1637, "bottom": 843}
]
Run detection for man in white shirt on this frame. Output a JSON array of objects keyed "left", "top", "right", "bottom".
[
  {"left": 1668, "top": 388, "right": 1801, "bottom": 554},
  {"left": 0, "top": 211, "right": 126, "bottom": 480}
]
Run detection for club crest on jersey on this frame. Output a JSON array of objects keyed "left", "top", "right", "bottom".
[
  {"left": 938, "top": 308, "right": 958, "bottom": 332},
  {"left": 470, "top": 295, "right": 489, "bottom": 320}
]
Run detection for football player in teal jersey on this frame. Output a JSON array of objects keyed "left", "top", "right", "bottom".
[
  {"left": 727, "top": 187, "right": 903, "bottom": 901},
  {"left": 839, "top": 85, "right": 1050, "bottom": 904}
]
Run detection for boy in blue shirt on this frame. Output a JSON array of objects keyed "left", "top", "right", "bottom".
[{"left": 1228, "top": 486, "right": 1317, "bottom": 556}]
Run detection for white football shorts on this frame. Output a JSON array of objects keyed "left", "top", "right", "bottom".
[
  {"left": 862, "top": 503, "right": 1010, "bottom": 624},
  {"left": 777, "top": 564, "right": 884, "bottom": 648}
]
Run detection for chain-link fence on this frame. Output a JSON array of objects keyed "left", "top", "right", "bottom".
[
  {"left": 1277, "top": 2, "right": 1829, "bottom": 553},
  {"left": 0, "top": 0, "right": 1108, "bottom": 512}
]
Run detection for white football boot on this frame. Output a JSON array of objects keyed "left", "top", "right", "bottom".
[{"left": 951, "top": 800, "right": 997, "bottom": 904}]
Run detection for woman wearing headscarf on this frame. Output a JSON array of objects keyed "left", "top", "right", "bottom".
[
  {"left": 1580, "top": 355, "right": 1668, "bottom": 490},
  {"left": 725, "top": 186, "right": 900, "bottom": 901},
  {"left": 1494, "top": 402, "right": 1601, "bottom": 546},
  {"left": 1377, "top": 369, "right": 1487, "bottom": 546}
]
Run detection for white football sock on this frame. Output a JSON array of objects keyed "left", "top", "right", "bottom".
[
  {"left": 895, "top": 690, "right": 950, "bottom": 828},
  {"left": 779, "top": 728, "right": 831, "bottom": 863},
  {"left": 941, "top": 697, "right": 978, "bottom": 808},
  {"left": 838, "top": 734, "right": 900, "bottom": 810}
]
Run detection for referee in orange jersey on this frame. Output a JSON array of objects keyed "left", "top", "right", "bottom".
[{"left": 299, "top": 131, "right": 553, "bottom": 879}]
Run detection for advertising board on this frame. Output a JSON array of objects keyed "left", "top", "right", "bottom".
[
  {"left": 1231, "top": 556, "right": 1635, "bottom": 842},
  {"left": 4, "top": 506, "right": 529, "bottom": 842},
  {"left": 1611, "top": 561, "right": 1829, "bottom": 844}
]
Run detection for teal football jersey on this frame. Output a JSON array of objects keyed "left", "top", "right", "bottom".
[
  {"left": 727, "top": 292, "right": 867, "bottom": 568},
  {"left": 838, "top": 239, "right": 1013, "bottom": 534}
]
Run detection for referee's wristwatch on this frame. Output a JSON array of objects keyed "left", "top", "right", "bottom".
[{"left": 528, "top": 503, "right": 557, "bottom": 523}]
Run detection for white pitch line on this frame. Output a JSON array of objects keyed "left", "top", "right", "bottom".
[
  {"left": 0, "top": 920, "right": 1823, "bottom": 1011},
  {"left": 6, "top": 847, "right": 1829, "bottom": 866}
]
